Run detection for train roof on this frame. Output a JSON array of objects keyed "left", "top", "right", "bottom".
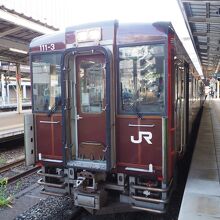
[
  {"left": 116, "top": 21, "right": 173, "bottom": 44},
  {"left": 29, "top": 20, "right": 174, "bottom": 50},
  {"left": 30, "top": 31, "right": 65, "bottom": 50}
]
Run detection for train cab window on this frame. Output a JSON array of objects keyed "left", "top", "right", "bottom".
[
  {"left": 32, "top": 53, "right": 62, "bottom": 113},
  {"left": 79, "top": 59, "right": 105, "bottom": 113},
  {"left": 119, "top": 44, "right": 165, "bottom": 115}
]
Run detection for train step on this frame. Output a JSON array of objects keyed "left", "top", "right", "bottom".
[
  {"left": 37, "top": 178, "right": 67, "bottom": 196},
  {"left": 37, "top": 169, "right": 67, "bottom": 196},
  {"left": 37, "top": 178, "right": 66, "bottom": 188},
  {"left": 37, "top": 169, "right": 65, "bottom": 179}
]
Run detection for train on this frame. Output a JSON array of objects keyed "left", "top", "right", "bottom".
[{"left": 25, "top": 20, "right": 205, "bottom": 214}]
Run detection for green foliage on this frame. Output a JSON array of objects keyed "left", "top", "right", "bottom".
[{"left": 0, "top": 178, "right": 13, "bottom": 207}]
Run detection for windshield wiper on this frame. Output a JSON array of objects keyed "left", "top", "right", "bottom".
[
  {"left": 47, "top": 102, "right": 59, "bottom": 117},
  {"left": 131, "top": 100, "right": 143, "bottom": 119},
  {"left": 134, "top": 103, "right": 143, "bottom": 119}
]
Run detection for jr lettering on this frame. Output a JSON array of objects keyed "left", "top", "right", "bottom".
[{"left": 131, "top": 131, "right": 152, "bottom": 144}]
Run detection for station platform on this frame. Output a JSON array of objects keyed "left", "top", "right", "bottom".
[
  {"left": 178, "top": 99, "right": 220, "bottom": 220},
  {"left": 0, "top": 110, "right": 31, "bottom": 143},
  {"left": 0, "top": 102, "right": 31, "bottom": 111}
]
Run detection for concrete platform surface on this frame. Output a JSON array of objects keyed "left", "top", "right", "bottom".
[
  {"left": 0, "top": 110, "right": 31, "bottom": 141},
  {"left": 178, "top": 99, "right": 220, "bottom": 220}
]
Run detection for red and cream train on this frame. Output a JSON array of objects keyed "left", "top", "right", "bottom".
[{"left": 25, "top": 21, "right": 204, "bottom": 214}]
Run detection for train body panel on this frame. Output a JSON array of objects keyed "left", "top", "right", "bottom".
[
  {"left": 27, "top": 20, "right": 204, "bottom": 214},
  {"left": 35, "top": 114, "right": 62, "bottom": 161},
  {"left": 116, "top": 117, "right": 162, "bottom": 176}
]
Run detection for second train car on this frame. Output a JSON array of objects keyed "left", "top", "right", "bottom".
[{"left": 26, "top": 21, "right": 204, "bottom": 214}]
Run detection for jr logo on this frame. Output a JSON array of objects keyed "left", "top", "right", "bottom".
[{"left": 131, "top": 131, "right": 152, "bottom": 144}]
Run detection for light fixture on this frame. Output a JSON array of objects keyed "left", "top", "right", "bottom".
[
  {"left": 76, "top": 27, "right": 102, "bottom": 43},
  {"left": 9, "top": 48, "right": 28, "bottom": 54}
]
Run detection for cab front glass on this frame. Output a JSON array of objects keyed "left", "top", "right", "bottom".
[
  {"left": 118, "top": 44, "right": 165, "bottom": 115},
  {"left": 31, "top": 53, "right": 62, "bottom": 113}
]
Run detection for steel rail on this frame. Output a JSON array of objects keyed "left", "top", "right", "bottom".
[
  {"left": 0, "top": 158, "right": 25, "bottom": 173},
  {"left": 8, "top": 165, "right": 40, "bottom": 184}
]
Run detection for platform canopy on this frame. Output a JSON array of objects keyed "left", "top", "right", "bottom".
[
  {"left": 178, "top": 0, "right": 220, "bottom": 79},
  {"left": 0, "top": 5, "right": 58, "bottom": 65}
]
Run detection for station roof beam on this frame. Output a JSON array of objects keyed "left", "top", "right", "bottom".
[
  {"left": 0, "top": 5, "right": 58, "bottom": 64},
  {"left": 178, "top": 0, "right": 220, "bottom": 78}
]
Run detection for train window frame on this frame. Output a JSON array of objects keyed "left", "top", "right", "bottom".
[
  {"left": 31, "top": 52, "right": 62, "bottom": 113},
  {"left": 117, "top": 42, "right": 167, "bottom": 116}
]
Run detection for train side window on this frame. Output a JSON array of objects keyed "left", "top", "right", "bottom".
[{"left": 118, "top": 44, "right": 165, "bottom": 115}]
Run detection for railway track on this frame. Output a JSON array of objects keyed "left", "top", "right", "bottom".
[
  {"left": 0, "top": 158, "right": 25, "bottom": 173},
  {"left": 7, "top": 165, "right": 40, "bottom": 184},
  {"left": 0, "top": 158, "right": 40, "bottom": 184}
]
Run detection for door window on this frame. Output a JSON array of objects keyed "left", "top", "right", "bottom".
[{"left": 79, "top": 58, "right": 105, "bottom": 113}]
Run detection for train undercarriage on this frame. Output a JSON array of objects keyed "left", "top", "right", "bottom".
[{"left": 37, "top": 164, "right": 173, "bottom": 214}]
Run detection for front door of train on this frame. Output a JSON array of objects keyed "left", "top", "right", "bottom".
[
  {"left": 62, "top": 48, "right": 112, "bottom": 171},
  {"left": 76, "top": 55, "right": 107, "bottom": 161}
]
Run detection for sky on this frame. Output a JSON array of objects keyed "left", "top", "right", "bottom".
[
  {"left": 0, "top": 0, "right": 203, "bottom": 77},
  {"left": 0, "top": 0, "right": 177, "bottom": 29}
]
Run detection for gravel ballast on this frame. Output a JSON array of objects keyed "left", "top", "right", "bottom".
[{"left": 14, "top": 196, "right": 77, "bottom": 220}]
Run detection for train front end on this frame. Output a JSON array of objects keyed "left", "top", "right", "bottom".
[{"left": 28, "top": 21, "right": 176, "bottom": 214}]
